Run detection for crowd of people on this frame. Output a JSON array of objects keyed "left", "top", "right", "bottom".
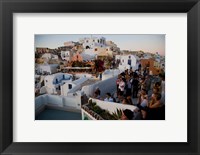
[{"left": 93, "top": 66, "right": 165, "bottom": 120}]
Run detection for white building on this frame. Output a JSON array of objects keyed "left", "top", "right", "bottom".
[
  {"left": 115, "top": 54, "right": 137, "bottom": 70},
  {"left": 41, "top": 53, "right": 58, "bottom": 62},
  {"left": 106, "top": 41, "right": 120, "bottom": 53},
  {"left": 44, "top": 73, "right": 72, "bottom": 88},
  {"left": 80, "top": 36, "right": 117, "bottom": 59},
  {"left": 80, "top": 52, "right": 97, "bottom": 61},
  {"left": 143, "top": 53, "right": 152, "bottom": 59},
  {"left": 36, "top": 64, "right": 58, "bottom": 75},
  {"left": 61, "top": 77, "right": 88, "bottom": 96},
  {"left": 64, "top": 41, "right": 75, "bottom": 47},
  {"left": 41, "top": 73, "right": 89, "bottom": 96},
  {"left": 61, "top": 51, "right": 71, "bottom": 61},
  {"left": 82, "top": 37, "right": 106, "bottom": 50},
  {"left": 40, "top": 73, "right": 73, "bottom": 95}
]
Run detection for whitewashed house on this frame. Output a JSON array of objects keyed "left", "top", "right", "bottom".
[
  {"left": 64, "top": 41, "right": 75, "bottom": 47},
  {"left": 36, "top": 64, "right": 58, "bottom": 75},
  {"left": 106, "top": 41, "right": 120, "bottom": 53},
  {"left": 41, "top": 53, "right": 58, "bottom": 62},
  {"left": 80, "top": 36, "right": 117, "bottom": 59},
  {"left": 143, "top": 53, "right": 152, "bottom": 59},
  {"left": 61, "top": 51, "right": 71, "bottom": 61},
  {"left": 82, "top": 37, "right": 106, "bottom": 50},
  {"left": 80, "top": 52, "right": 97, "bottom": 61},
  {"left": 40, "top": 73, "right": 73, "bottom": 95},
  {"left": 61, "top": 77, "right": 88, "bottom": 96},
  {"left": 115, "top": 54, "right": 137, "bottom": 70}
]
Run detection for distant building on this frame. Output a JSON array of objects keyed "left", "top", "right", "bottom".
[
  {"left": 140, "top": 58, "right": 161, "bottom": 75},
  {"left": 71, "top": 52, "right": 83, "bottom": 61},
  {"left": 115, "top": 54, "right": 137, "bottom": 70},
  {"left": 64, "top": 41, "right": 75, "bottom": 47},
  {"left": 41, "top": 53, "right": 58, "bottom": 63},
  {"left": 36, "top": 64, "right": 58, "bottom": 75},
  {"left": 106, "top": 41, "right": 120, "bottom": 53},
  {"left": 82, "top": 37, "right": 106, "bottom": 50},
  {"left": 35, "top": 47, "right": 49, "bottom": 54},
  {"left": 143, "top": 53, "right": 153, "bottom": 59},
  {"left": 61, "top": 51, "right": 72, "bottom": 61},
  {"left": 80, "top": 36, "right": 119, "bottom": 60}
]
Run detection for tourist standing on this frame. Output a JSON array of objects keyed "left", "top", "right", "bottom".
[
  {"left": 118, "top": 77, "right": 125, "bottom": 97},
  {"left": 125, "top": 76, "right": 132, "bottom": 97},
  {"left": 132, "top": 75, "right": 139, "bottom": 98},
  {"left": 104, "top": 93, "right": 114, "bottom": 102}
]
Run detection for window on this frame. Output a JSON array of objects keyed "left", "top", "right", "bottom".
[
  {"left": 86, "top": 46, "right": 90, "bottom": 49},
  {"left": 68, "top": 84, "right": 72, "bottom": 89}
]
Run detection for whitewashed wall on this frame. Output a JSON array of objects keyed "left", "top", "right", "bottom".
[
  {"left": 75, "top": 73, "right": 93, "bottom": 79},
  {"left": 35, "top": 94, "right": 81, "bottom": 114},
  {"left": 35, "top": 95, "right": 47, "bottom": 110},
  {"left": 81, "top": 98, "right": 137, "bottom": 120},
  {"left": 82, "top": 76, "right": 118, "bottom": 98},
  {"left": 46, "top": 95, "right": 63, "bottom": 107},
  {"left": 63, "top": 96, "right": 81, "bottom": 108},
  {"left": 101, "top": 69, "right": 121, "bottom": 80},
  {"left": 61, "top": 77, "right": 88, "bottom": 96},
  {"left": 90, "top": 98, "right": 137, "bottom": 113}
]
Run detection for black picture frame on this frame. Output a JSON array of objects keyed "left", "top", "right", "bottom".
[{"left": 0, "top": 0, "right": 200, "bottom": 154}]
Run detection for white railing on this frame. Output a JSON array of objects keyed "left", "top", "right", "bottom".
[
  {"left": 90, "top": 98, "right": 137, "bottom": 113},
  {"left": 81, "top": 98, "right": 137, "bottom": 120}
]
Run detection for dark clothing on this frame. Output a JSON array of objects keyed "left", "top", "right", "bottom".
[
  {"left": 133, "top": 72, "right": 138, "bottom": 78},
  {"left": 118, "top": 90, "right": 124, "bottom": 96},
  {"left": 126, "top": 88, "right": 132, "bottom": 97},
  {"left": 145, "top": 78, "right": 151, "bottom": 92},
  {"left": 132, "top": 79, "right": 139, "bottom": 98},
  {"left": 138, "top": 64, "right": 142, "bottom": 70},
  {"left": 147, "top": 106, "right": 165, "bottom": 120},
  {"left": 95, "top": 89, "right": 101, "bottom": 96}
]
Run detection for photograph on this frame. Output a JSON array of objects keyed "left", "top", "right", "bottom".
[{"left": 35, "top": 34, "right": 165, "bottom": 120}]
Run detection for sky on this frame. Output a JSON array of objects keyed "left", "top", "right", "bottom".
[{"left": 35, "top": 34, "right": 165, "bottom": 56}]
